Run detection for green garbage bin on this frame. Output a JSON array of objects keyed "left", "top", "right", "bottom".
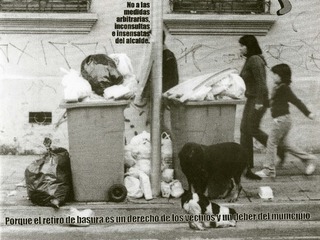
[
  {"left": 169, "top": 99, "right": 245, "bottom": 196},
  {"left": 60, "top": 100, "right": 129, "bottom": 202}
]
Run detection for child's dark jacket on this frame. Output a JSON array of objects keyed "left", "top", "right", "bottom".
[{"left": 270, "top": 83, "right": 310, "bottom": 118}]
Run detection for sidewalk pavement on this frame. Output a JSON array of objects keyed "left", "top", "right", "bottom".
[{"left": 1, "top": 153, "right": 320, "bottom": 225}]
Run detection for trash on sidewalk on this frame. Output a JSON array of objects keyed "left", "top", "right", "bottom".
[
  {"left": 67, "top": 207, "right": 95, "bottom": 227},
  {"left": 24, "top": 138, "right": 73, "bottom": 208},
  {"left": 258, "top": 186, "right": 274, "bottom": 201},
  {"left": 161, "top": 132, "right": 173, "bottom": 170},
  {"left": 7, "top": 190, "right": 17, "bottom": 197},
  {"left": 15, "top": 180, "right": 26, "bottom": 188},
  {"left": 161, "top": 179, "right": 184, "bottom": 199},
  {"left": 124, "top": 131, "right": 183, "bottom": 200}
]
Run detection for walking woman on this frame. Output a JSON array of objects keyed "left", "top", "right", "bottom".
[{"left": 239, "top": 35, "right": 270, "bottom": 171}]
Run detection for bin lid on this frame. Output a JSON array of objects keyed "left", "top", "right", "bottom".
[
  {"left": 165, "top": 98, "right": 246, "bottom": 106},
  {"left": 60, "top": 100, "right": 130, "bottom": 109}
]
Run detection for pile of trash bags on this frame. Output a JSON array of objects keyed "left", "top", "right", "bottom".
[
  {"left": 25, "top": 138, "right": 73, "bottom": 208},
  {"left": 124, "top": 131, "right": 184, "bottom": 200},
  {"left": 61, "top": 53, "right": 138, "bottom": 103},
  {"left": 163, "top": 68, "right": 246, "bottom": 103}
]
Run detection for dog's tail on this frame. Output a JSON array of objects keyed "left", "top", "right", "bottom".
[{"left": 245, "top": 167, "right": 261, "bottom": 180}]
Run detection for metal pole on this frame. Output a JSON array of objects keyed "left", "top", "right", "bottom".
[{"left": 150, "top": 0, "right": 163, "bottom": 197}]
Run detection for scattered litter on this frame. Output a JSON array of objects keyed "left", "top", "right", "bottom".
[
  {"left": 124, "top": 131, "right": 182, "bottom": 200},
  {"left": 7, "top": 190, "right": 17, "bottom": 197},
  {"left": 160, "top": 180, "right": 184, "bottom": 199},
  {"left": 68, "top": 207, "right": 95, "bottom": 227},
  {"left": 258, "top": 186, "right": 274, "bottom": 201},
  {"left": 15, "top": 180, "right": 26, "bottom": 188}
]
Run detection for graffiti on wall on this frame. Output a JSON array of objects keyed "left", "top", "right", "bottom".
[
  {"left": 172, "top": 32, "right": 320, "bottom": 74},
  {"left": 264, "top": 34, "right": 320, "bottom": 72},
  {"left": 0, "top": 41, "right": 113, "bottom": 69},
  {"left": 173, "top": 40, "right": 243, "bottom": 72}
]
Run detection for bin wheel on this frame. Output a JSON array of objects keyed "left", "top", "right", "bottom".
[{"left": 108, "top": 184, "right": 127, "bottom": 202}]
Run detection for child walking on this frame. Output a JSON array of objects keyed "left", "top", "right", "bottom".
[{"left": 255, "top": 63, "right": 317, "bottom": 178}]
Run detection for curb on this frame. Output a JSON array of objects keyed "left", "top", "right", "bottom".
[{"left": 2, "top": 200, "right": 320, "bottom": 226}]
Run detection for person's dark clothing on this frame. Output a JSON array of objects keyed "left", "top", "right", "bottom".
[
  {"left": 270, "top": 83, "right": 310, "bottom": 118},
  {"left": 240, "top": 98, "right": 268, "bottom": 167},
  {"left": 162, "top": 48, "right": 179, "bottom": 93},
  {"left": 240, "top": 55, "right": 269, "bottom": 107},
  {"left": 240, "top": 54, "right": 269, "bottom": 167}
]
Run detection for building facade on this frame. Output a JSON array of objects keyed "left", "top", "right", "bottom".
[{"left": 0, "top": 0, "right": 319, "bottom": 154}]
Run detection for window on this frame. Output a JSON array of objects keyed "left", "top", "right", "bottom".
[
  {"left": 171, "top": 0, "right": 270, "bottom": 14},
  {"left": 0, "top": 0, "right": 97, "bottom": 34},
  {"left": 0, "top": 0, "right": 91, "bottom": 13},
  {"left": 164, "top": 0, "right": 275, "bottom": 35}
]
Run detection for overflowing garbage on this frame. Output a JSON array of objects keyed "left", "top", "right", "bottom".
[
  {"left": 61, "top": 53, "right": 138, "bottom": 103},
  {"left": 25, "top": 138, "right": 73, "bottom": 208},
  {"left": 124, "top": 131, "right": 184, "bottom": 200},
  {"left": 163, "top": 68, "right": 245, "bottom": 103}
]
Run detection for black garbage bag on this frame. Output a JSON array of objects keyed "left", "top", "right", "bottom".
[
  {"left": 80, "top": 54, "right": 124, "bottom": 96},
  {"left": 25, "top": 139, "right": 73, "bottom": 208}
]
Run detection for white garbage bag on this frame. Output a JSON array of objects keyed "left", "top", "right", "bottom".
[
  {"left": 124, "top": 145, "right": 136, "bottom": 168},
  {"left": 125, "top": 167, "right": 141, "bottom": 179},
  {"left": 109, "top": 53, "right": 138, "bottom": 96},
  {"left": 124, "top": 175, "right": 143, "bottom": 198},
  {"left": 61, "top": 68, "right": 92, "bottom": 103},
  {"left": 130, "top": 131, "right": 150, "bottom": 146},
  {"left": 130, "top": 131, "right": 151, "bottom": 160},
  {"left": 161, "top": 169, "right": 174, "bottom": 183},
  {"left": 223, "top": 73, "right": 246, "bottom": 99},
  {"left": 131, "top": 141, "right": 151, "bottom": 160},
  {"left": 188, "top": 85, "right": 212, "bottom": 101},
  {"left": 139, "top": 172, "right": 153, "bottom": 200},
  {"left": 135, "top": 159, "right": 151, "bottom": 176},
  {"left": 170, "top": 180, "right": 184, "bottom": 198},
  {"left": 103, "top": 85, "right": 131, "bottom": 99},
  {"left": 161, "top": 181, "right": 171, "bottom": 198},
  {"left": 161, "top": 132, "right": 173, "bottom": 169}
]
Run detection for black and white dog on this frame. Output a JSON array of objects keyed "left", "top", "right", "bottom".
[
  {"left": 179, "top": 142, "right": 261, "bottom": 203},
  {"left": 181, "top": 190, "right": 237, "bottom": 230}
]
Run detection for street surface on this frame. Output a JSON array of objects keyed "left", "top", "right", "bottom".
[{"left": 1, "top": 221, "right": 320, "bottom": 240}]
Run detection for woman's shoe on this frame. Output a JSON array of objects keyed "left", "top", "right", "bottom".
[
  {"left": 255, "top": 168, "right": 276, "bottom": 178},
  {"left": 305, "top": 163, "right": 315, "bottom": 175},
  {"left": 277, "top": 146, "right": 286, "bottom": 167}
]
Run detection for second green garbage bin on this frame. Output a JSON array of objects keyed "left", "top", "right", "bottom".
[{"left": 169, "top": 99, "right": 245, "bottom": 195}]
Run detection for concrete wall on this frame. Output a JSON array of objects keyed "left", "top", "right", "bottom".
[{"left": 1, "top": 0, "right": 319, "bottom": 154}]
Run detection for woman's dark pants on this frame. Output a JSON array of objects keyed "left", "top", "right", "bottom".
[{"left": 240, "top": 98, "right": 268, "bottom": 168}]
